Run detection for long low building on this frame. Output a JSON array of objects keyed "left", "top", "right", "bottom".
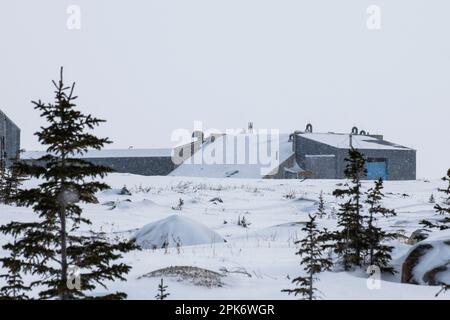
[
  {"left": 21, "top": 126, "right": 416, "bottom": 180},
  {"left": 171, "top": 124, "right": 416, "bottom": 180},
  {"left": 12, "top": 111, "right": 415, "bottom": 180},
  {"left": 22, "top": 148, "right": 176, "bottom": 176}
]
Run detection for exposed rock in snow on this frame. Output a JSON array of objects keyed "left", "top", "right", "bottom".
[
  {"left": 406, "top": 229, "right": 432, "bottom": 245},
  {"left": 401, "top": 230, "right": 450, "bottom": 286},
  {"left": 209, "top": 197, "right": 223, "bottom": 204},
  {"left": 119, "top": 186, "right": 132, "bottom": 196},
  {"left": 102, "top": 199, "right": 132, "bottom": 210},
  {"left": 132, "top": 215, "right": 226, "bottom": 249},
  {"left": 139, "top": 266, "right": 224, "bottom": 287}
]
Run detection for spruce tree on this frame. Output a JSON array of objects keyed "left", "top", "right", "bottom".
[
  {"left": 434, "top": 169, "right": 450, "bottom": 215},
  {"left": 420, "top": 169, "right": 450, "bottom": 230},
  {"left": 0, "top": 68, "right": 136, "bottom": 300},
  {"left": 0, "top": 227, "right": 33, "bottom": 300},
  {"left": 419, "top": 218, "right": 450, "bottom": 230},
  {"left": 365, "top": 178, "right": 397, "bottom": 274},
  {"left": 317, "top": 191, "right": 326, "bottom": 218},
  {"left": 283, "top": 214, "right": 332, "bottom": 300},
  {"left": 429, "top": 194, "right": 435, "bottom": 204},
  {"left": 0, "top": 156, "right": 27, "bottom": 205},
  {"left": 155, "top": 279, "right": 170, "bottom": 300},
  {"left": 332, "top": 148, "right": 368, "bottom": 270}
]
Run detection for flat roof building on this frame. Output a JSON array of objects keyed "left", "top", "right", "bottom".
[{"left": 293, "top": 126, "right": 416, "bottom": 180}]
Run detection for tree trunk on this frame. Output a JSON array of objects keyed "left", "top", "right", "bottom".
[
  {"left": 59, "top": 148, "right": 69, "bottom": 300},
  {"left": 59, "top": 203, "right": 68, "bottom": 300}
]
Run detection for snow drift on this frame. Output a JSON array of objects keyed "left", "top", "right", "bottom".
[{"left": 132, "top": 215, "right": 225, "bottom": 249}]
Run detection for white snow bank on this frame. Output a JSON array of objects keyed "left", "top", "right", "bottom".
[{"left": 132, "top": 215, "right": 225, "bottom": 249}]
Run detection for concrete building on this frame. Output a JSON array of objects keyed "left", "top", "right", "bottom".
[
  {"left": 19, "top": 118, "right": 416, "bottom": 180},
  {"left": 22, "top": 149, "right": 176, "bottom": 176},
  {"left": 291, "top": 125, "right": 416, "bottom": 180},
  {"left": 171, "top": 124, "right": 416, "bottom": 181},
  {"left": 0, "top": 109, "right": 21, "bottom": 167}
]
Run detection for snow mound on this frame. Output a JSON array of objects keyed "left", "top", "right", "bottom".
[{"left": 132, "top": 215, "right": 225, "bottom": 249}]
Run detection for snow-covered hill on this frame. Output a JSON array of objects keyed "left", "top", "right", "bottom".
[
  {"left": 132, "top": 215, "right": 225, "bottom": 249},
  {"left": 0, "top": 174, "right": 448, "bottom": 300}
]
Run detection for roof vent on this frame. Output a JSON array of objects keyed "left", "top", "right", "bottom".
[
  {"left": 305, "top": 123, "right": 313, "bottom": 133},
  {"left": 248, "top": 122, "right": 254, "bottom": 133},
  {"left": 351, "top": 126, "right": 358, "bottom": 135}
]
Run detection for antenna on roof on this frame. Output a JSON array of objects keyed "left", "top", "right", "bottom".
[{"left": 248, "top": 122, "right": 253, "bottom": 133}]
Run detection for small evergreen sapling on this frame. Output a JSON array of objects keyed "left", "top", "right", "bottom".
[
  {"left": 155, "top": 278, "right": 170, "bottom": 300},
  {"left": 317, "top": 191, "right": 326, "bottom": 218},
  {"left": 429, "top": 194, "right": 435, "bottom": 204},
  {"left": 420, "top": 169, "right": 450, "bottom": 230},
  {"left": 364, "top": 178, "right": 397, "bottom": 274},
  {"left": 332, "top": 148, "right": 368, "bottom": 270},
  {"left": 283, "top": 214, "right": 332, "bottom": 300},
  {"left": 0, "top": 158, "right": 27, "bottom": 205},
  {"left": 434, "top": 169, "right": 450, "bottom": 215},
  {"left": 0, "top": 226, "right": 32, "bottom": 300}
]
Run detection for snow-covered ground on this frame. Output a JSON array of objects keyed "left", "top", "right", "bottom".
[{"left": 0, "top": 174, "right": 449, "bottom": 300}]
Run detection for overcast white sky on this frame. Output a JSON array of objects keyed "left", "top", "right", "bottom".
[{"left": 0, "top": 1, "right": 449, "bottom": 178}]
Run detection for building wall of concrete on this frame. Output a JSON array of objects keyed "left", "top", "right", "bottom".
[
  {"left": 294, "top": 135, "right": 339, "bottom": 174},
  {"left": 333, "top": 148, "right": 416, "bottom": 180},
  {"left": 304, "top": 155, "right": 336, "bottom": 179},
  {"left": 86, "top": 157, "right": 176, "bottom": 176},
  {"left": 23, "top": 156, "right": 176, "bottom": 176},
  {"left": 295, "top": 135, "right": 416, "bottom": 180},
  {"left": 0, "top": 109, "right": 21, "bottom": 166}
]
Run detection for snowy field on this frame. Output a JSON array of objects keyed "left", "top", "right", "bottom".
[{"left": 0, "top": 174, "right": 449, "bottom": 300}]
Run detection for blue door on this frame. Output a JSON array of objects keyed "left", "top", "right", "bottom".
[{"left": 367, "top": 161, "right": 388, "bottom": 180}]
